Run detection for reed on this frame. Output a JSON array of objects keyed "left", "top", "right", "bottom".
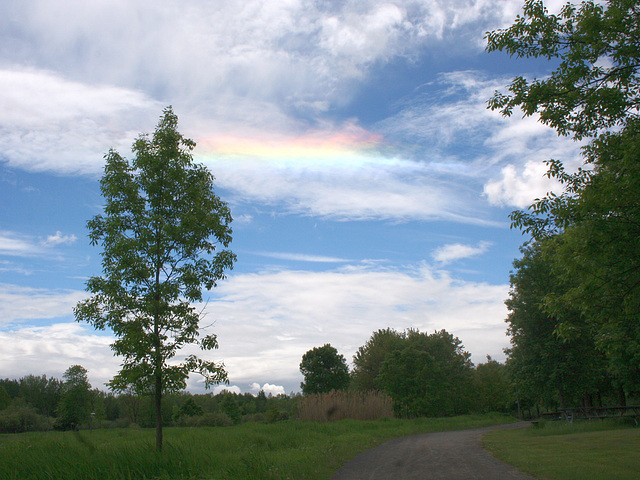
[{"left": 296, "top": 390, "right": 394, "bottom": 422}]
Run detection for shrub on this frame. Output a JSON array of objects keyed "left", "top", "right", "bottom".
[
  {"left": 0, "top": 404, "right": 54, "bottom": 433},
  {"left": 178, "top": 412, "right": 234, "bottom": 427}
]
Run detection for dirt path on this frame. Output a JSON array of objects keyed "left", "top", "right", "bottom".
[{"left": 332, "top": 422, "right": 537, "bottom": 480}]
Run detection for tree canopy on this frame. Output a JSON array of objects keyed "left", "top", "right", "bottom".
[
  {"left": 75, "top": 106, "right": 235, "bottom": 449},
  {"left": 487, "top": 0, "right": 640, "bottom": 141},
  {"left": 489, "top": 0, "right": 640, "bottom": 400},
  {"left": 299, "top": 344, "right": 350, "bottom": 394},
  {"left": 352, "top": 328, "right": 475, "bottom": 417},
  {"left": 505, "top": 243, "right": 609, "bottom": 408},
  {"left": 56, "top": 365, "right": 92, "bottom": 430}
]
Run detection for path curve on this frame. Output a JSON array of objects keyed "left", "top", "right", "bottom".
[{"left": 332, "top": 422, "right": 536, "bottom": 480}]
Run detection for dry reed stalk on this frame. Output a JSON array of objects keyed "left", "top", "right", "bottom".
[{"left": 297, "top": 390, "right": 394, "bottom": 422}]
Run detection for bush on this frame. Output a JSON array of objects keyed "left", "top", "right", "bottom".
[
  {"left": 241, "top": 413, "right": 267, "bottom": 424},
  {"left": 177, "top": 412, "right": 234, "bottom": 427},
  {"left": 297, "top": 390, "right": 394, "bottom": 422},
  {"left": 0, "top": 404, "right": 54, "bottom": 433}
]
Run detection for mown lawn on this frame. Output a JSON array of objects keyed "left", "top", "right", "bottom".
[
  {"left": 0, "top": 413, "right": 512, "bottom": 480},
  {"left": 483, "top": 419, "right": 640, "bottom": 480}
]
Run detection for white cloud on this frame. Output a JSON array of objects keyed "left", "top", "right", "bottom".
[
  {"left": 0, "top": 263, "right": 510, "bottom": 393},
  {"left": 432, "top": 241, "right": 492, "bottom": 265},
  {"left": 200, "top": 263, "right": 509, "bottom": 391},
  {"left": 0, "top": 0, "right": 534, "bottom": 177},
  {"left": 377, "top": 71, "right": 583, "bottom": 209},
  {"left": 207, "top": 155, "right": 492, "bottom": 224},
  {"left": 212, "top": 385, "right": 242, "bottom": 395},
  {"left": 0, "top": 283, "right": 86, "bottom": 323},
  {"left": 0, "top": 2, "right": 575, "bottom": 221},
  {"left": 42, "top": 231, "right": 77, "bottom": 247},
  {"left": 249, "top": 382, "right": 286, "bottom": 396},
  {"left": 1, "top": 0, "right": 523, "bottom": 107},
  {"left": 0, "top": 67, "right": 160, "bottom": 175},
  {"left": 484, "top": 161, "right": 560, "bottom": 208},
  {"left": 0, "top": 322, "right": 117, "bottom": 389},
  {"left": 0, "top": 230, "right": 80, "bottom": 258}
]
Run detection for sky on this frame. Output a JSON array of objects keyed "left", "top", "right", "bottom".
[{"left": 0, "top": 0, "right": 582, "bottom": 396}]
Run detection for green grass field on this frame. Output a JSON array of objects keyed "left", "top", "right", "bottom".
[
  {"left": 0, "top": 413, "right": 512, "bottom": 480},
  {"left": 483, "top": 419, "right": 640, "bottom": 480}
]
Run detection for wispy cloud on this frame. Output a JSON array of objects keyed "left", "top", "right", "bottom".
[
  {"left": 206, "top": 154, "right": 495, "bottom": 224},
  {"left": 255, "top": 251, "right": 350, "bottom": 263},
  {"left": 0, "top": 232, "right": 42, "bottom": 257},
  {"left": 377, "top": 71, "right": 582, "bottom": 208},
  {"left": 432, "top": 241, "right": 492, "bottom": 265},
  {"left": 0, "top": 230, "right": 79, "bottom": 257},
  {"left": 200, "top": 263, "right": 509, "bottom": 390},
  {"left": 0, "top": 67, "right": 160, "bottom": 175}
]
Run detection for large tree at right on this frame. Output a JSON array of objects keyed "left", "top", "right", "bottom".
[{"left": 488, "top": 0, "right": 640, "bottom": 395}]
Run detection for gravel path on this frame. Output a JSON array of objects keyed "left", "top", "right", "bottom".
[{"left": 332, "top": 422, "right": 537, "bottom": 480}]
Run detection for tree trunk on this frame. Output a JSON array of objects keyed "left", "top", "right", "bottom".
[
  {"left": 154, "top": 305, "right": 163, "bottom": 450},
  {"left": 154, "top": 261, "right": 163, "bottom": 451},
  {"left": 155, "top": 368, "right": 162, "bottom": 451}
]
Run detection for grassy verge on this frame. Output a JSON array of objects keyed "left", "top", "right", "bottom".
[
  {"left": 483, "top": 419, "right": 640, "bottom": 480},
  {"left": 0, "top": 413, "right": 512, "bottom": 480}
]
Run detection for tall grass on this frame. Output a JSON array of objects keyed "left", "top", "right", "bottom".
[
  {"left": 0, "top": 413, "right": 514, "bottom": 480},
  {"left": 297, "top": 390, "right": 393, "bottom": 421}
]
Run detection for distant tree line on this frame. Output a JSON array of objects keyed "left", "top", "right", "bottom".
[{"left": 0, "top": 368, "right": 297, "bottom": 434}]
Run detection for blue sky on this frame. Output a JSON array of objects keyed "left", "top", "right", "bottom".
[{"left": 0, "top": 0, "right": 580, "bottom": 395}]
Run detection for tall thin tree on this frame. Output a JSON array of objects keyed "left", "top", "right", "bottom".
[{"left": 75, "top": 107, "right": 235, "bottom": 450}]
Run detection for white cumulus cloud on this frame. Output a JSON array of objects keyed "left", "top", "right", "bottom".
[{"left": 42, "top": 231, "right": 78, "bottom": 247}]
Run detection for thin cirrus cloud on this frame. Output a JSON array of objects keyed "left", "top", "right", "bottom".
[
  {"left": 0, "top": 230, "right": 79, "bottom": 257},
  {"left": 255, "top": 252, "right": 351, "bottom": 263},
  {"left": 377, "top": 71, "right": 582, "bottom": 208},
  {"left": 0, "top": 232, "right": 42, "bottom": 257},
  {"left": 195, "top": 127, "right": 494, "bottom": 224}
]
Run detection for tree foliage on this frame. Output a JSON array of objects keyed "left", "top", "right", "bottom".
[
  {"left": 474, "top": 357, "right": 513, "bottom": 413},
  {"left": 56, "top": 365, "right": 92, "bottom": 430},
  {"left": 377, "top": 329, "right": 473, "bottom": 417},
  {"left": 489, "top": 0, "right": 640, "bottom": 399},
  {"left": 505, "top": 243, "right": 610, "bottom": 408},
  {"left": 299, "top": 344, "right": 350, "bottom": 394},
  {"left": 352, "top": 328, "right": 477, "bottom": 417},
  {"left": 74, "top": 106, "right": 235, "bottom": 449},
  {"left": 351, "top": 328, "right": 405, "bottom": 391},
  {"left": 487, "top": 0, "right": 640, "bottom": 141}
]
